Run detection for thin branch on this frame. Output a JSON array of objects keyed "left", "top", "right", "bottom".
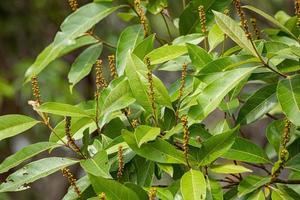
[
  {"left": 161, "top": 11, "right": 172, "bottom": 41},
  {"left": 274, "top": 179, "right": 300, "bottom": 184}
]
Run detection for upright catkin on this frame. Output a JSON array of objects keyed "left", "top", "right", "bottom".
[
  {"left": 68, "top": 0, "right": 78, "bottom": 11},
  {"left": 145, "top": 57, "right": 157, "bottom": 124},
  {"left": 233, "top": 0, "right": 252, "bottom": 40},
  {"left": 117, "top": 145, "right": 124, "bottom": 180},
  {"left": 250, "top": 18, "right": 261, "bottom": 39},
  {"left": 65, "top": 116, "right": 81, "bottom": 153},
  {"left": 134, "top": 0, "right": 149, "bottom": 37},
  {"left": 295, "top": 0, "right": 300, "bottom": 26},
  {"left": 108, "top": 55, "right": 118, "bottom": 79},
  {"left": 271, "top": 119, "right": 291, "bottom": 181},
  {"left": 62, "top": 167, "right": 81, "bottom": 197},
  {"left": 95, "top": 59, "right": 108, "bottom": 91},
  {"left": 198, "top": 5, "right": 208, "bottom": 50},
  {"left": 181, "top": 115, "right": 190, "bottom": 168},
  {"left": 31, "top": 75, "right": 41, "bottom": 105},
  {"left": 148, "top": 187, "right": 157, "bottom": 200}
]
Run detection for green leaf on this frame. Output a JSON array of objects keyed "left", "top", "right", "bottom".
[
  {"left": 25, "top": 3, "right": 122, "bottom": 81},
  {"left": 205, "top": 177, "right": 223, "bottom": 200},
  {"left": 0, "top": 142, "right": 61, "bottom": 174},
  {"left": 237, "top": 84, "right": 277, "bottom": 124},
  {"left": 146, "top": 45, "right": 187, "bottom": 65},
  {"left": 180, "top": 169, "right": 206, "bottom": 200},
  {"left": 0, "top": 157, "right": 78, "bottom": 192},
  {"left": 147, "top": 0, "right": 168, "bottom": 14},
  {"left": 172, "top": 34, "right": 204, "bottom": 45},
  {"left": 35, "top": 102, "right": 92, "bottom": 117},
  {"left": 188, "top": 67, "right": 256, "bottom": 121},
  {"left": 54, "top": 3, "right": 123, "bottom": 44},
  {"left": 0, "top": 114, "right": 40, "bottom": 141},
  {"left": 247, "top": 190, "right": 265, "bottom": 200},
  {"left": 133, "top": 34, "right": 155, "bottom": 59},
  {"left": 89, "top": 175, "right": 139, "bottom": 200},
  {"left": 68, "top": 43, "right": 103, "bottom": 91},
  {"left": 286, "top": 154, "right": 300, "bottom": 173},
  {"left": 102, "top": 78, "right": 135, "bottom": 114},
  {"left": 59, "top": 34, "right": 98, "bottom": 56},
  {"left": 80, "top": 150, "right": 111, "bottom": 178},
  {"left": 271, "top": 185, "right": 300, "bottom": 200},
  {"left": 125, "top": 54, "right": 172, "bottom": 112},
  {"left": 210, "top": 164, "right": 252, "bottom": 174},
  {"left": 213, "top": 11, "right": 258, "bottom": 57},
  {"left": 277, "top": 75, "right": 300, "bottom": 126},
  {"left": 197, "top": 129, "right": 236, "bottom": 166},
  {"left": 208, "top": 24, "right": 225, "bottom": 52},
  {"left": 238, "top": 175, "right": 271, "bottom": 197},
  {"left": 122, "top": 129, "right": 186, "bottom": 164},
  {"left": 199, "top": 55, "right": 257, "bottom": 74},
  {"left": 243, "top": 5, "right": 297, "bottom": 40},
  {"left": 223, "top": 138, "right": 271, "bottom": 164},
  {"left": 266, "top": 120, "right": 283, "bottom": 152},
  {"left": 134, "top": 125, "right": 161, "bottom": 147},
  {"left": 116, "top": 25, "right": 144, "bottom": 75},
  {"left": 187, "top": 43, "right": 213, "bottom": 71}
]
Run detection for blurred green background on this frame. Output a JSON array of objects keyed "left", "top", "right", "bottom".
[{"left": 0, "top": 0, "right": 296, "bottom": 199}]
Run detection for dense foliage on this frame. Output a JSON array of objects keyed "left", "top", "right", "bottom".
[{"left": 1, "top": 0, "right": 300, "bottom": 199}]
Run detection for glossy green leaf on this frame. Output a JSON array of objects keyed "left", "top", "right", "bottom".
[
  {"left": 208, "top": 24, "right": 225, "bottom": 52},
  {"left": 187, "top": 43, "right": 213, "bottom": 71},
  {"left": 247, "top": 190, "right": 265, "bottom": 200},
  {"left": 180, "top": 169, "right": 206, "bottom": 200},
  {"left": 125, "top": 54, "right": 172, "bottom": 112},
  {"left": 277, "top": 75, "right": 300, "bottom": 126},
  {"left": 134, "top": 125, "right": 161, "bottom": 147},
  {"left": 223, "top": 138, "right": 271, "bottom": 164},
  {"left": 286, "top": 154, "right": 300, "bottom": 173},
  {"left": 205, "top": 177, "right": 223, "bottom": 200},
  {"left": 102, "top": 78, "right": 135, "bottom": 114},
  {"left": 210, "top": 164, "right": 252, "bottom": 174},
  {"left": 172, "top": 34, "right": 204, "bottom": 45},
  {"left": 80, "top": 150, "right": 111, "bottom": 178},
  {"left": 25, "top": 3, "right": 122, "bottom": 81},
  {"left": 266, "top": 120, "right": 283, "bottom": 152},
  {"left": 243, "top": 5, "right": 297, "bottom": 40},
  {"left": 35, "top": 102, "right": 92, "bottom": 117},
  {"left": 133, "top": 34, "right": 155, "bottom": 59},
  {"left": 116, "top": 25, "right": 143, "bottom": 75},
  {"left": 213, "top": 11, "right": 258, "bottom": 57},
  {"left": 146, "top": 45, "right": 187, "bottom": 65},
  {"left": 0, "top": 157, "right": 78, "bottom": 192},
  {"left": 0, "top": 114, "right": 40, "bottom": 141},
  {"left": 237, "top": 84, "right": 277, "bottom": 124},
  {"left": 0, "top": 142, "right": 61, "bottom": 174},
  {"left": 147, "top": 0, "right": 168, "bottom": 14},
  {"left": 89, "top": 175, "right": 139, "bottom": 200},
  {"left": 238, "top": 175, "right": 271, "bottom": 197},
  {"left": 271, "top": 185, "right": 300, "bottom": 200},
  {"left": 68, "top": 43, "right": 103, "bottom": 91},
  {"left": 188, "top": 67, "right": 256, "bottom": 121},
  {"left": 54, "top": 3, "right": 123, "bottom": 44},
  {"left": 122, "top": 129, "right": 186, "bottom": 164},
  {"left": 197, "top": 129, "right": 236, "bottom": 166}
]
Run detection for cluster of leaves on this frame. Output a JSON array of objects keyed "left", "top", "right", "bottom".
[{"left": 0, "top": 0, "right": 300, "bottom": 199}]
